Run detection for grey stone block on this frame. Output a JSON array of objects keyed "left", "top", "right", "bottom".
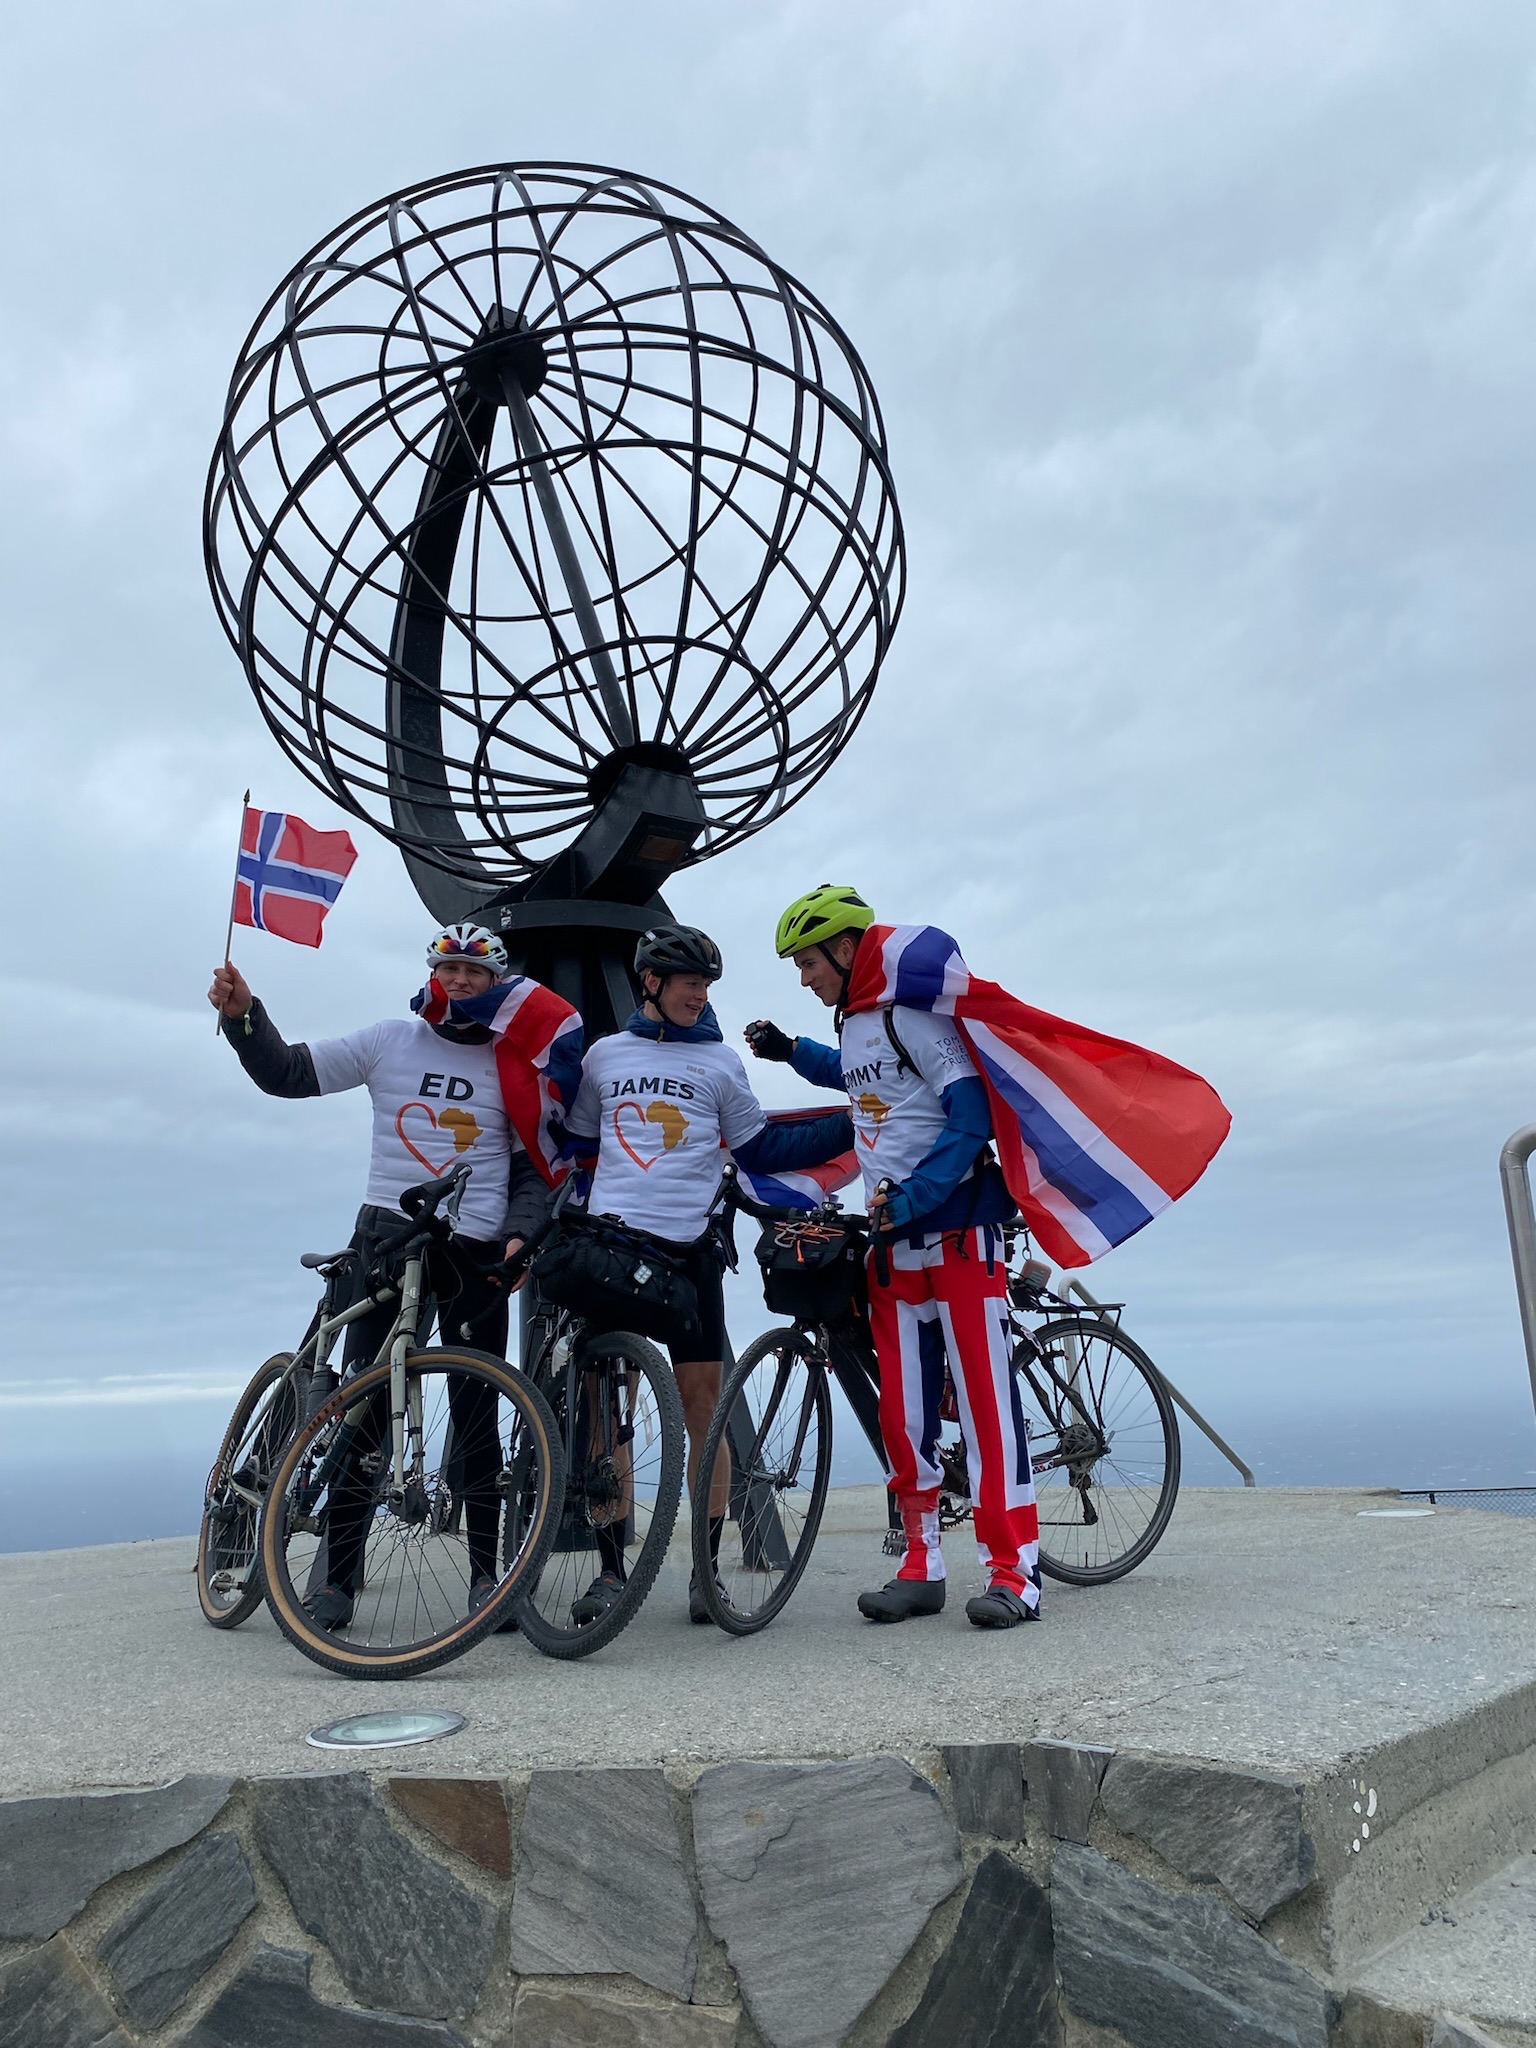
[
  {"left": 0, "top": 1938, "right": 129, "bottom": 2048},
  {"left": 96, "top": 1830, "right": 257, "bottom": 2029},
  {"left": 507, "top": 1983, "right": 740, "bottom": 2046},
  {"left": 181, "top": 1944, "right": 472, "bottom": 2048},
  {"left": 0, "top": 1775, "right": 234, "bottom": 1941},
  {"left": 252, "top": 1774, "right": 495, "bottom": 2019},
  {"left": 1432, "top": 2018, "right": 1515, "bottom": 2048},
  {"left": 941, "top": 1744, "right": 1026, "bottom": 1840},
  {"left": 1332, "top": 1988, "right": 1427, "bottom": 2048},
  {"left": 1051, "top": 1844, "right": 1332, "bottom": 2048},
  {"left": 891, "top": 1849, "right": 1062, "bottom": 2048},
  {"left": 1099, "top": 1754, "right": 1315, "bottom": 1922},
  {"left": 1023, "top": 1739, "right": 1112, "bottom": 1843},
  {"left": 508, "top": 1768, "right": 698, "bottom": 2000},
  {"left": 693, "top": 1754, "right": 963, "bottom": 2048}
]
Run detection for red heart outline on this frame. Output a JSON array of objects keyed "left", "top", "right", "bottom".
[
  {"left": 395, "top": 1100, "right": 445, "bottom": 1176},
  {"left": 612, "top": 1100, "right": 656, "bottom": 1170}
]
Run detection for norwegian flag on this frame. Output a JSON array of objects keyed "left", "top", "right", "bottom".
[
  {"left": 732, "top": 1108, "right": 859, "bottom": 1212},
  {"left": 414, "top": 973, "right": 584, "bottom": 1189},
  {"left": 234, "top": 808, "right": 358, "bottom": 948},
  {"left": 846, "top": 924, "right": 1231, "bottom": 1267}
]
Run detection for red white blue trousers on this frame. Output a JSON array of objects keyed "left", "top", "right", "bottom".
[{"left": 867, "top": 1224, "right": 1040, "bottom": 1606}]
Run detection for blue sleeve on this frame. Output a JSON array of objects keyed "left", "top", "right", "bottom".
[
  {"left": 788, "top": 1037, "right": 844, "bottom": 1091},
  {"left": 881, "top": 1078, "right": 993, "bottom": 1229},
  {"left": 733, "top": 1111, "right": 854, "bottom": 1174}
]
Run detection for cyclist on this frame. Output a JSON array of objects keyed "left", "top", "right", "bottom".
[
  {"left": 208, "top": 923, "right": 580, "bottom": 1630},
  {"left": 745, "top": 886, "right": 1040, "bottom": 1630},
  {"left": 563, "top": 923, "right": 852, "bottom": 1624}
]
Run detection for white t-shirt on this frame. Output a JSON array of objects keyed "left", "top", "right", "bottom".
[
  {"left": 567, "top": 1033, "right": 767, "bottom": 1244},
  {"left": 308, "top": 1018, "right": 518, "bottom": 1241},
  {"left": 838, "top": 1006, "right": 979, "bottom": 1203}
]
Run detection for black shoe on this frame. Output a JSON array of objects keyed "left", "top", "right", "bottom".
[
  {"left": 857, "top": 1578, "right": 946, "bottom": 1623},
  {"left": 965, "top": 1582, "right": 1038, "bottom": 1629},
  {"left": 688, "top": 1571, "right": 733, "bottom": 1625},
  {"left": 570, "top": 1571, "right": 626, "bottom": 1626},
  {"left": 303, "top": 1583, "right": 355, "bottom": 1632},
  {"left": 468, "top": 1576, "right": 521, "bottom": 1634}
]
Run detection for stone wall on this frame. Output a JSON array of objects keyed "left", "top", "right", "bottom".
[{"left": 0, "top": 1743, "right": 1515, "bottom": 2048}]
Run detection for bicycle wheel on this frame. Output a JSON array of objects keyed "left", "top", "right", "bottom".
[
  {"left": 692, "top": 1326, "right": 833, "bottom": 1635},
  {"left": 1019, "top": 1316, "right": 1180, "bottom": 1584},
  {"left": 196, "top": 1353, "right": 303, "bottom": 1629},
  {"left": 514, "top": 1329, "right": 685, "bottom": 1660},
  {"left": 259, "top": 1347, "right": 561, "bottom": 1679}
]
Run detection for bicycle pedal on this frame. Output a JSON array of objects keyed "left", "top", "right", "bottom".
[{"left": 881, "top": 1528, "right": 904, "bottom": 1558}]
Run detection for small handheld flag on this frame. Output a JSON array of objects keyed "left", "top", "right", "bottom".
[{"left": 233, "top": 804, "right": 358, "bottom": 949}]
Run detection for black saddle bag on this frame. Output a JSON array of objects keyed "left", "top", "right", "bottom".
[
  {"left": 532, "top": 1211, "right": 700, "bottom": 1345},
  {"left": 755, "top": 1217, "right": 868, "bottom": 1326}
]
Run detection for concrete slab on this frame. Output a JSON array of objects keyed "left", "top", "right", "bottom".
[
  {"left": 2, "top": 1488, "right": 1535, "bottom": 1797},
  {"left": 1355, "top": 1851, "right": 1536, "bottom": 2041}
]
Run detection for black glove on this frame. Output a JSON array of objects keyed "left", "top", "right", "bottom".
[{"left": 744, "top": 1019, "right": 796, "bottom": 1062}]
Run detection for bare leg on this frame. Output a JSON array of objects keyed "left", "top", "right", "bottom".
[{"left": 671, "top": 1358, "right": 730, "bottom": 1517}]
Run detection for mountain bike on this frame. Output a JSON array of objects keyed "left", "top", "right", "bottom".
[
  {"left": 465, "top": 1180, "right": 687, "bottom": 1662},
  {"left": 690, "top": 1177, "right": 1181, "bottom": 1635},
  {"left": 199, "top": 1164, "right": 563, "bottom": 1679}
]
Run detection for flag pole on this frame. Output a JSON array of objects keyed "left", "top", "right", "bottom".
[{"left": 216, "top": 790, "right": 251, "bottom": 1034}]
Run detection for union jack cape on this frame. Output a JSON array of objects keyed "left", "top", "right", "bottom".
[
  {"left": 845, "top": 924, "right": 1231, "bottom": 1267},
  {"left": 413, "top": 975, "right": 584, "bottom": 1189}
]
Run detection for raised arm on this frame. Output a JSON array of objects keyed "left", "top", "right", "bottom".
[{"left": 210, "top": 965, "right": 320, "bottom": 1100}]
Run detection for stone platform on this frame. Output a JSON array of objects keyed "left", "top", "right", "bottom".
[{"left": 2, "top": 1488, "right": 1534, "bottom": 2048}]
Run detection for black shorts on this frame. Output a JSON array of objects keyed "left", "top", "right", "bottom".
[{"left": 667, "top": 1235, "right": 726, "bottom": 1363}]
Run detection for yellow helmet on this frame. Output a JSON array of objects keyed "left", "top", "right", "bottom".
[{"left": 774, "top": 885, "right": 875, "bottom": 959}]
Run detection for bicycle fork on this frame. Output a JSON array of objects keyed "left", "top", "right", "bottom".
[{"left": 388, "top": 1256, "right": 426, "bottom": 1504}]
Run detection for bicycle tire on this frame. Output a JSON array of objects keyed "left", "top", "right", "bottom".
[
  {"left": 691, "top": 1326, "right": 833, "bottom": 1636},
  {"left": 196, "top": 1353, "right": 301, "bottom": 1629},
  {"left": 1022, "top": 1316, "right": 1180, "bottom": 1584},
  {"left": 259, "top": 1347, "right": 562, "bottom": 1679},
  {"left": 514, "top": 1329, "right": 684, "bottom": 1661}
]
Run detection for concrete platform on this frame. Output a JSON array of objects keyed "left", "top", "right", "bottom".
[
  {"left": 3, "top": 1487, "right": 1534, "bottom": 1797},
  {"left": 5, "top": 1488, "right": 1536, "bottom": 2046}
]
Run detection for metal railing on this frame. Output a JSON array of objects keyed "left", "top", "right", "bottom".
[
  {"left": 1060, "top": 1277, "right": 1255, "bottom": 1486},
  {"left": 1500, "top": 1124, "right": 1536, "bottom": 1424}
]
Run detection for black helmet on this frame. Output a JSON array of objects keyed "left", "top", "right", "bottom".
[{"left": 634, "top": 924, "right": 723, "bottom": 982}]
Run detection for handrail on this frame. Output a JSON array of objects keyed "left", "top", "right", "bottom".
[
  {"left": 1060, "top": 1277, "right": 1256, "bottom": 1487},
  {"left": 1499, "top": 1124, "right": 1536, "bottom": 1423}
]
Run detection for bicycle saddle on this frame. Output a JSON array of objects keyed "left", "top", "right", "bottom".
[{"left": 298, "top": 1248, "right": 355, "bottom": 1272}]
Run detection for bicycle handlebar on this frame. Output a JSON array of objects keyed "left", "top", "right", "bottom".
[{"left": 718, "top": 1166, "right": 871, "bottom": 1232}]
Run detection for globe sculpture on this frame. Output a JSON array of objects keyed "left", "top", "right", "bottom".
[{"left": 205, "top": 162, "right": 904, "bottom": 1028}]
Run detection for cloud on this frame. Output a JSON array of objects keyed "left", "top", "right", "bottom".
[{"left": 2, "top": 0, "right": 1534, "bottom": 1500}]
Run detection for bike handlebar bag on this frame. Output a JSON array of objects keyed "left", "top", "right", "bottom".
[
  {"left": 532, "top": 1211, "right": 700, "bottom": 1346},
  {"left": 755, "top": 1218, "right": 868, "bottom": 1324}
]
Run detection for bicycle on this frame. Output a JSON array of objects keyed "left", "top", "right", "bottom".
[
  {"left": 690, "top": 1177, "right": 1181, "bottom": 1634},
  {"left": 198, "top": 1163, "right": 564, "bottom": 1679},
  {"left": 472, "top": 1180, "right": 687, "bottom": 1661}
]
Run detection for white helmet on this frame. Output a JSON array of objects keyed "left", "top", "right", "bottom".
[{"left": 425, "top": 922, "right": 509, "bottom": 976}]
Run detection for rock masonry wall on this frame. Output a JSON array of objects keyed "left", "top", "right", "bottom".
[{"left": 0, "top": 1742, "right": 1511, "bottom": 2048}]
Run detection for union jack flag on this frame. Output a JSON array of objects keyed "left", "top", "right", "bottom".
[
  {"left": 414, "top": 973, "right": 584, "bottom": 1188},
  {"left": 234, "top": 808, "right": 358, "bottom": 948},
  {"left": 846, "top": 924, "right": 1231, "bottom": 1267}
]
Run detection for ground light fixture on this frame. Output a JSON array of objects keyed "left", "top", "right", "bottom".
[
  {"left": 1356, "top": 1508, "right": 1436, "bottom": 1518},
  {"left": 305, "top": 1709, "right": 468, "bottom": 1751}
]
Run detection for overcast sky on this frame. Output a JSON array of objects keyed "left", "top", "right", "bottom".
[{"left": 3, "top": 0, "right": 1534, "bottom": 1530}]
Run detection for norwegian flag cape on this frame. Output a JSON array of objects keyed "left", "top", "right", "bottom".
[
  {"left": 845, "top": 924, "right": 1231, "bottom": 1267},
  {"left": 412, "top": 974, "right": 584, "bottom": 1189}
]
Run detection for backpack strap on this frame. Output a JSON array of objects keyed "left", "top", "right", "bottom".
[{"left": 882, "top": 1004, "right": 917, "bottom": 1080}]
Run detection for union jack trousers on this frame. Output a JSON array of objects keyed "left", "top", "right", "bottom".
[{"left": 867, "top": 1224, "right": 1041, "bottom": 1607}]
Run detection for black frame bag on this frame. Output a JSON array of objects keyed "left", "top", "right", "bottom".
[
  {"left": 532, "top": 1211, "right": 700, "bottom": 1345},
  {"left": 755, "top": 1217, "right": 868, "bottom": 1326}
]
